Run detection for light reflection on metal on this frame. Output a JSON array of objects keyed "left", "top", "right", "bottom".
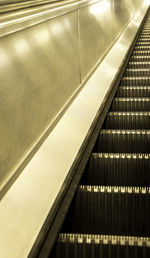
[
  {"left": 14, "top": 38, "right": 29, "bottom": 55},
  {"left": 0, "top": 1, "right": 148, "bottom": 257},
  {"left": 50, "top": 21, "right": 66, "bottom": 35},
  {"left": 90, "top": 0, "right": 109, "bottom": 15},
  {"left": 33, "top": 28, "right": 50, "bottom": 44},
  {"left": 0, "top": 49, "right": 9, "bottom": 68}
]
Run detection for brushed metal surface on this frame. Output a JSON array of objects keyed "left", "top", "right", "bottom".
[
  {"left": 0, "top": 0, "right": 98, "bottom": 37},
  {"left": 79, "top": 0, "right": 145, "bottom": 82},
  {"left": 0, "top": 11, "right": 80, "bottom": 191},
  {"left": 0, "top": 3, "right": 148, "bottom": 258},
  {"left": 0, "top": 0, "right": 147, "bottom": 195}
]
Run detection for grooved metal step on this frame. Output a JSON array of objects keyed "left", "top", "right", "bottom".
[
  {"left": 111, "top": 98, "right": 150, "bottom": 112},
  {"left": 104, "top": 112, "right": 150, "bottom": 129},
  {"left": 52, "top": 234, "right": 150, "bottom": 258},
  {"left": 116, "top": 87, "right": 150, "bottom": 97},
  {"left": 62, "top": 186, "right": 150, "bottom": 236},
  {"left": 125, "top": 68, "right": 150, "bottom": 76},
  {"left": 137, "top": 38, "right": 150, "bottom": 42},
  {"left": 140, "top": 32, "right": 150, "bottom": 35},
  {"left": 128, "top": 62, "right": 150, "bottom": 69},
  {"left": 98, "top": 130, "right": 150, "bottom": 153},
  {"left": 134, "top": 46, "right": 150, "bottom": 51},
  {"left": 132, "top": 50, "right": 150, "bottom": 56},
  {"left": 139, "top": 35, "right": 150, "bottom": 37},
  {"left": 140, "top": 33, "right": 150, "bottom": 35},
  {"left": 130, "top": 56, "right": 150, "bottom": 61},
  {"left": 120, "top": 77, "right": 150, "bottom": 86},
  {"left": 136, "top": 41, "right": 150, "bottom": 46},
  {"left": 140, "top": 28, "right": 150, "bottom": 31},
  {"left": 82, "top": 153, "right": 150, "bottom": 186}
]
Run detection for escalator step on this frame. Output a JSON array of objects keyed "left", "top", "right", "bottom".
[
  {"left": 132, "top": 50, "right": 150, "bottom": 56},
  {"left": 130, "top": 56, "right": 150, "bottom": 61},
  {"left": 120, "top": 77, "right": 150, "bottom": 86},
  {"left": 137, "top": 39, "right": 150, "bottom": 42},
  {"left": 134, "top": 46, "right": 150, "bottom": 51},
  {"left": 136, "top": 41, "right": 150, "bottom": 45},
  {"left": 139, "top": 28, "right": 150, "bottom": 30},
  {"left": 82, "top": 153, "right": 150, "bottom": 186},
  {"left": 139, "top": 32, "right": 150, "bottom": 35},
  {"left": 62, "top": 186, "right": 150, "bottom": 236},
  {"left": 128, "top": 62, "right": 150, "bottom": 69},
  {"left": 104, "top": 112, "right": 150, "bottom": 129},
  {"left": 139, "top": 34, "right": 150, "bottom": 36},
  {"left": 116, "top": 87, "right": 150, "bottom": 97},
  {"left": 125, "top": 68, "right": 150, "bottom": 76},
  {"left": 137, "top": 35, "right": 150, "bottom": 37},
  {"left": 138, "top": 39, "right": 150, "bottom": 42},
  {"left": 98, "top": 130, "right": 150, "bottom": 153},
  {"left": 111, "top": 98, "right": 150, "bottom": 112},
  {"left": 52, "top": 234, "right": 150, "bottom": 258}
]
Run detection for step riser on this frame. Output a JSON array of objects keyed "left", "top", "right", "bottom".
[
  {"left": 98, "top": 131, "right": 150, "bottom": 153},
  {"left": 111, "top": 100, "right": 150, "bottom": 112},
  {"left": 130, "top": 56, "right": 150, "bottom": 61},
  {"left": 105, "top": 114, "right": 150, "bottom": 130},
  {"left": 134, "top": 47, "right": 150, "bottom": 51},
  {"left": 53, "top": 240, "right": 150, "bottom": 258},
  {"left": 135, "top": 39, "right": 150, "bottom": 42},
  {"left": 120, "top": 78, "right": 150, "bottom": 86},
  {"left": 132, "top": 51, "right": 150, "bottom": 56},
  {"left": 63, "top": 187, "right": 150, "bottom": 236},
  {"left": 83, "top": 154, "right": 150, "bottom": 186},
  {"left": 125, "top": 70, "right": 150, "bottom": 76},
  {"left": 128, "top": 62, "right": 150, "bottom": 69},
  {"left": 116, "top": 87, "right": 150, "bottom": 97}
]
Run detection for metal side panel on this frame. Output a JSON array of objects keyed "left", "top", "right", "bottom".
[
  {"left": 0, "top": 0, "right": 147, "bottom": 195},
  {"left": 0, "top": 3, "right": 149, "bottom": 258},
  {"left": 0, "top": 11, "right": 80, "bottom": 192},
  {"left": 79, "top": 0, "right": 146, "bottom": 82}
]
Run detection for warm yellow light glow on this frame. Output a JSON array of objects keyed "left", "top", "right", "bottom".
[
  {"left": 0, "top": 49, "right": 9, "bottom": 68},
  {"left": 145, "top": 0, "right": 150, "bottom": 5},
  {"left": 33, "top": 28, "right": 50, "bottom": 45},
  {"left": 14, "top": 38, "right": 29, "bottom": 55},
  {"left": 90, "top": 0, "right": 109, "bottom": 15},
  {"left": 50, "top": 21, "right": 65, "bottom": 36}
]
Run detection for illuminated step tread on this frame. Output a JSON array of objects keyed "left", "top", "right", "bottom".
[
  {"left": 132, "top": 50, "right": 150, "bottom": 56},
  {"left": 120, "top": 77, "right": 150, "bottom": 86},
  {"left": 82, "top": 153, "right": 150, "bottom": 186},
  {"left": 111, "top": 98, "right": 150, "bottom": 112},
  {"left": 98, "top": 130, "right": 150, "bottom": 153},
  {"left": 105, "top": 112, "right": 150, "bottom": 129},
  {"left": 125, "top": 68, "right": 150, "bottom": 76},
  {"left": 130, "top": 55, "right": 150, "bottom": 61},
  {"left": 128, "top": 61, "right": 150, "bottom": 69},
  {"left": 58, "top": 233, "right": 150, "bottom": 246},
  {"left": 61, "top": 186, "right": 150, "bottom": 236},
  {"left": 117, "top": 87, "right": 150, "bottom": 97},
  {"left": 53, "top": 234, "right": 150, "bottom": 258}
]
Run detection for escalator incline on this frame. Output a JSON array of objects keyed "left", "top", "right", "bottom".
[{"left": 50, "top": 12, "right": 150, "bottom": 258}]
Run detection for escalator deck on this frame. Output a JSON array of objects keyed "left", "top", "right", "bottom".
[{"left": 51, "top": 10, "right": 150, "bottom": 258}]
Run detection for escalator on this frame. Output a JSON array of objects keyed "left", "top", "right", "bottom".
[{"left": 49, "top": 10, "right": 150, "bottom": 258}]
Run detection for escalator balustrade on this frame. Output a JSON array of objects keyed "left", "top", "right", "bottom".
[{"left": 51, "top": 12, "right": 150, "bottom": 258}]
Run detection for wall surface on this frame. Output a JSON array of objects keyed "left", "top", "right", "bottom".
[
  {"left": 0, "top": 10, "right": 80, "bottom": 191},
  {"left": 79, "top": 0, "right": 145, "bottom": 81},
  {"left": 0, "top": 0, "right": 146, "bottom": 193}
]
